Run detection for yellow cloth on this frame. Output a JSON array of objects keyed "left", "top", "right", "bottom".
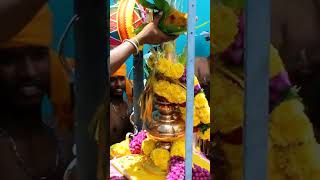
[
  {"left": 0, "top": 4, "right": 73, "bottom": 129},
  {"left": 111, "top": 153, "right": 210, "bottom": 180},
  {"left": 0, "top": 4, "right": 52, "bottom": 48}
]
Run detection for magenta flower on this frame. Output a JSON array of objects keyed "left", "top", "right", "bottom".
[
  {"left": 129, "top": 130, "right": 147, "bottom": 154},
  {"left": 270, "top": 71, "right": 291, "bottom": 92}
]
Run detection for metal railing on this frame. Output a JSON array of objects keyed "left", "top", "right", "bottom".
[
  {"left": 243, "top": 0, "right": 270, "bottom": 179},
  {"left": 185, "top": 0, "right": 196, "bottom": 179}
]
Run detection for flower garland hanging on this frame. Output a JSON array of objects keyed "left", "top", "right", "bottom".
[
  {"left": 211, "top": 4, "right": 239, "bottom": 53},
  {"left": 212, "top": 2, "right": 320, "bottom": 179},
  {"left": 141, "top": 46, "right": 211, "bottom": 141}
]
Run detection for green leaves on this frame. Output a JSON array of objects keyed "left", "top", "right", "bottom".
[
  {"left": 159, "top": 23, "right": 186, "bottom": 35},
  {"left": 178, "top": 47, "right": 187, "bottom": 65},
  {"left": 154, "top": 0, "right": 171, "bottom": 15},
  {"left": 134, "top": 23, "right": 148, "bottom": 34},
  {"left": 138, "top": 0, "right": 157, "bottom": 9},
  {"left": 136, "top": 0, "right": 186, "bottom": 35},
  {"left": 198, "top": 123, "right": 210, "bottom": 134},
  {"left": 138, "top": 0, "right": 170, "bottom": 13},
  {"left": 283, "top": 86, "right": 301, "bottom": 102}
]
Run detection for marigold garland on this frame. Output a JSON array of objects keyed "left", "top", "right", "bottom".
[
  {"left": 180, "top": 105, "right": 210, "bottom": 126},
  {"left": 198, "top": 128, "right": 210, "bottom": 141},
  {"left": 153, "top": 80, "right": 186, "bottom": 104},
  {"left": 211, "top": 4, "right": 239, "bottom": 53},
  {"left": 170, "top": 139, "right": 186, "bottom": 158},
  {"left": 269, "top": 45, "right": 285, "bottom": 78},
  {"left": 213, "top": 3, "right": 320, "bottom": 180},
  {"left": 152, "top": 61, "right": 211, "bottom": 138},
  {"left": 194, "top": 93, "right": 209, "bottom": 109},
  {"left": 142, "top": 138, "right": 156, "bottom": 156},
  {"left": 156, "top": 57, "right": 185, "bottom": 79},
  {"left": 150, "top": 148, "right": 171, "bottom": 171},
  {"left": 270, "top": 99, "right": 314, "bottom": 146},
  {"left": 179, "top": 107, "right": 201, "bottom": 126}
]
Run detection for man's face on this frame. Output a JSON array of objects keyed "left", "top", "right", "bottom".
[
  {"left": 110, "top": 76, "right": 126, "bottom": 97},
  {"left": 0, "top": 46, "right": 50, "bottom": 108}
]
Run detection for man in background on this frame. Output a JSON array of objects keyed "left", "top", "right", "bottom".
[{"left": 110, "top": 64, "right": 133, "bottom": 145}]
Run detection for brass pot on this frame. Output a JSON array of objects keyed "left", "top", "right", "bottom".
[{"left": 145, "top": 96, "right": 185, "bottom": 142}]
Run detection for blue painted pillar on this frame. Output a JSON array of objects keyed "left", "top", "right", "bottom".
[
  {"left": 185, "top": 0, "right": 196, "bottom": 178},
  {"left": 243, "top": 0, "right": 270, "bottom": 179}
]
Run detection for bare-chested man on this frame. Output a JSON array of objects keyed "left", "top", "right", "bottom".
[
  {"left": 110, "top": 64, "right": 133, "bottom": 145},
  {"left": 0, "top": 3, "right": 74, "bottom": 180}
]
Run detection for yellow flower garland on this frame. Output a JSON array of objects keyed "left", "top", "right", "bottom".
[
  {"left": 170, "top": 139, "right": 186, "bottom": 158},
  {"left": 198, "top": 128, "right": 210, "bottom": 141},
  {"left": 272, "top": 140, "right": 320, "bottom": 179},
  {"left": 180, "top": 104, "right": 210, "bottom": 126},
  {"left": 150, "top": 148, "right": 170, "bottom": 171},
  {"left": 194, "top": 93, "right": 209, "bottom": 108},
  {"left": 194, "top": 76, "right": 200, "bottom": 86},
  {"left": 198, "top": 106, "right": 210, "bottom": 124},
  {"left": 151, "top": 50, "right": 211, "bottom": 141},
  {"left": 213, "top": 45, "right": 320, "bottom": 180},
  {"left": 212, "top": 71, "right": 244, "bottom": 133},
  {"left": 269, "top": 45, "right": 285, "bottom": 78},
  {"left": 153, "top": 80, "right": 186, "bottom": 104},
  {"left": 142, "top": 138, "right": 156, "bottom": 156},
  {"left": 180, "top": 107, "right": 201, "bottom": 126},
  {"left": 210, "top": 7, "right": 320, "bottom": 178},
  {"left": 156, "top": 58, "right": 185, "bottom": 80},
  {"left": 270, "top": 99, "right": 314, "bottom": 146},
  {"left": 211, "top": 4, "right": 239, "bottom": 53}
]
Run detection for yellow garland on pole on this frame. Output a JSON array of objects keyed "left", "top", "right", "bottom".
[
  {"left": 212, "top": 4, "right": 320, "bottom": 179},
  {"left": 211, "top": 4, "right": 239, "bottom": 53}
]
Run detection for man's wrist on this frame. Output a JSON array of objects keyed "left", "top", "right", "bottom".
[
  {"left": 124, "top": 39, "right": 139, "bottom": 54},
  {"left": 135, "top": 34, "right": 145, "bottom": 46}
]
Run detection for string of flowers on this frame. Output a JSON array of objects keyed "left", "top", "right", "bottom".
[
  {"left": 149, "top": 53, "right": 211, "bottom": 140},
  {"left": 212, "top": 2, "right": 320, "bottom": 179}
]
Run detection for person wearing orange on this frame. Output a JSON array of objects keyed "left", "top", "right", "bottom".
[
  {"left": 110, "top": 63, "right": 133, "bottom": 145},
  {"left": 0, "top": 4, "right": 74, "bottom": 180},
  {"left": 110, "top": 12, "right": 178, "bottom": 75}
]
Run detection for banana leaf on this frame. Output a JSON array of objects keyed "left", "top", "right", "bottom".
[
  {"left": 158, "top": 23, "right": 186, "bottom": 35},
  {"left": 178, "top": 46, "right": 187, "bottom": 65},
  {"left": 136, "top": 0, "right": 187, "bottom": 35},
  {"left": 138, "top": 0, "right": 157, "bottom": 9}
]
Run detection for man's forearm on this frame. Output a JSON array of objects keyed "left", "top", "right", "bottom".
[
  {"left": 110, "top": 41, "right": 136, "bottom": 75},
  {"left": 0, "top": 0, "right": 47, "bottom": 41}
]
